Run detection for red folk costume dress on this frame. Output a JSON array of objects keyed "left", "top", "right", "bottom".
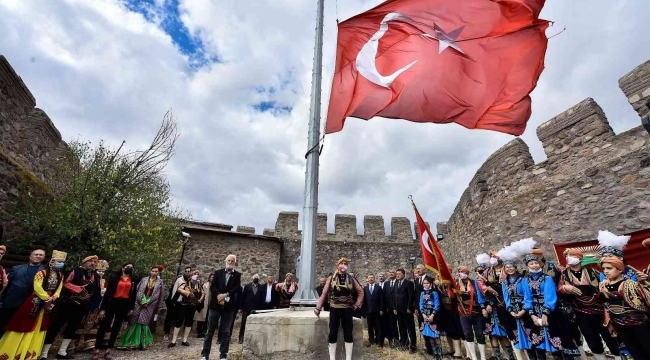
[{"left": 0, "top": 269, "right": 63, "bottom": 360}]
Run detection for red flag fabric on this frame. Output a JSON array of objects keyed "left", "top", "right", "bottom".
[
  {"left": 414, "top": 205, "right": 457, "bottom": 287},
  {"left": 326, "top": 0, "right": 550, "bottom": 136}
]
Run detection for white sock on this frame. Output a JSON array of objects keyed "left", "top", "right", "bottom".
[
  {"left": 578, "top": 346, "right": 589, "bottom": 360},
  {"left": 592, "top": 354, "right": 607, "bottom": 360},
  {"left": 41, "top": 344, "right": 52, "bottom": 358},
  {"left": 613, "top": 356, "right": 622, "bottom": 360},
  {"left": 344, "top": 342, "right": 353, "bottom": 360},
  {"left": 58, "top": 339, "right": 72, "bottom": 355},
  {"left": 466, "top": 341, "right": 478, "bottom": 360},
  {"left": 453, "top": 339, "right": 462, "bottom": 356},
  {"left": 328, "top": 343, "right": 336, "bottom": 360},
  {"left": 513, "top": 348, "right": 525, "bottom": 360},
  {"left": 183, "top": 326, "right": 191, "bottom": 342},
  {"left": 478, "top": 343, "right": 487, "bottom": 360},
  {"left": 171, "top": 327, "right": 181, "bottom": 344}
]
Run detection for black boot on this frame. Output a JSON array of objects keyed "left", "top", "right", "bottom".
[
  {"left": 504, "top": 346, "right": 515, "bottom": 360},
  {"left": 536, "top": 350, "right": 546, "bottom": 360},
  {"left": 526, "top": 349, "right": 538, "bottom": 360},
  {"left": 552, "top": 352, "right": 563, "bottom": 360},
  {"left": 492, "top": 346, "right": 502, "bottom": 360},
  {"left": 432, "top": 342, "right": 443, "bottom": 360}
]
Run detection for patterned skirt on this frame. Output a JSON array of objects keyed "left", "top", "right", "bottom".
[
  {"left": 116, "top": 324, "right": 154, "bottom": 350},
  {"left": 528, "top": 306, "right": 579, "bottom": 355}
]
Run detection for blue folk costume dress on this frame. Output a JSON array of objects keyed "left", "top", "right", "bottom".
[
  {"left": 524, "top": 269, "right": 579, "bottom": 357},
  {"left": 502, "top": 274, "right": 532, "bottom": 350},
  {"left": 419, "top": 288, "right": 441, "bottom": 339},
  {"left": 481, "top": 266, "right": 512, "bottom": 338}
]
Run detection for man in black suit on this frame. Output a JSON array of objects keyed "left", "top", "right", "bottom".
[
  {"left": 413, "top": 264, "right": 434, "bottom": 355},
  {"left": 393, "top": 268, "right": 416, "bottom": 353},
  {"left": 376, "top": 272, "right": 391, "bottom": 347},
  {"left": 384, "top": 269, "right": 399, "bottom": 348},
  {"left": 363, "top": 274, "right": 384, "bottom": 346},
  {"left": 260, "top": 274, "right": 279, "bottom": 310},
  {"left": 201, "top": 254, "right": 241, "bottom": 360},
  {"left": 238, "top": 274, "right": 263, "bottom": 344}
]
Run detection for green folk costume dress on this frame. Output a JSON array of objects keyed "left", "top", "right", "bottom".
[{"left": 117, "top": 277, "right": 164, "bottom": 349}]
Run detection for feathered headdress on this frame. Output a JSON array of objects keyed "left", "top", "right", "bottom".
[
  {"left": 475, "top": 253, "right": 490, "bottom": 270},
  {"left": 497, "top": 238, "right": 537, "bottom": 267},
  {"left": 597, "top": 230, "right": 630, "bottom": 258}
]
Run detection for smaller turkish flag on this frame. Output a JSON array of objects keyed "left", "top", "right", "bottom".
[
  {"left": 414, "top": 204, "right": 456, "bottom": 288},
  {"left": 326, "top": 0, "right": 550, "bottom": 136}
]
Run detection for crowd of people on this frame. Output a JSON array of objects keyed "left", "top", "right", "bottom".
[{"left": 0, "top": 229, "right": 648, "bottom": 360}]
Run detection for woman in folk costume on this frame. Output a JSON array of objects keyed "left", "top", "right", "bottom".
[
  {"left": 437, "top": 264, "right": 464, "bottom": 359},
  {"left": 194, "top": 272, "right": 213, "bottom": 338},
  {"left": 276, "top": 272, "right": 298, "bottom": 308},
  {"left": 498, "top": 239, "right": 537, "bottom": 360},
  {"left": 456, "top": 261, "right": 488, "bottom": 360},
  {"left": 0, "top": 250, "right": 66, "bottom": 360},
  {"left": 419, "top": 277, "right": 444, "bottom": 359},
  {"left": 523, "top": 253, "right": 579, "bottom": 360},
  {"left": 477, "top": 250, "right": 513, "bottom": 360},
  {"left": 315, "top": 258, "right": 364, "bottom": 360},
  {"left": 599, "top": 256, "right": 650, "bottom": 359},
  {"left": 76, "top": 260, "right": 110, "bottom": 351},
  {"left": 115, "top": 265, "right": 164, "bottom": 351}
]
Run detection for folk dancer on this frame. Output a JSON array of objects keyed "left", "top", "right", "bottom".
[
  {"left": 419, "top": 277, "right": 444, "bottom": 359},
  {"left": 76, "top": 260, "right": 109, "bottom": 351},
  {"left": 456, "top": 263, "right": 487, "bottom": 360},
  {"left": 314, "top": 258, "right": 364, "bottom": 360},
  {"left": 479, "top": 251, "right": 516, "bottom": 360},
  {"left": 599, "top": 256, "right": 650, "bottom": 360},
  {"left": 558, "top": 248, "right": 621, "bottom": 360},
  {"left": 0, "top": 250, "right": 65, "bottom": 360},
  {"left": 41, "top": 255, "right": 101, "bottom": 360},
  {"left": 195, "top": 273, "right": 213, "bottom": 338},
  {"left": 201, "top": 254, "right": 241, "bottom": 360},
  {"left": 93, "top": 263, "right": 137, "bottom": 359},
  {"left": 362, "top": 274, "right": 384, "bottom": 347},
  {"left": 170, "top": 269, "right": 204, "bottom": 347},
  {"left": 437, "top": 264, "right": 464, "bottom": 359},
  {"left": 501, "top": 258, "right": 531, "bottom": 360},
  {"left": 0, "top": 249, "right": 46, "bottom": 339},
  {"left": 597, "top": 230, "right": 640, "bottom": 281},
  {"left": 523, "top": 253, "right": 579, "bottom": 360},
  {"left": 413, "top": 264, "right": 435, "bottom": 355},
  {"left": 276, "top": 273, "right": 297, "bottom": 308},
  {"left": 116, "top": 265, "right": 165, "bottom": 351}
]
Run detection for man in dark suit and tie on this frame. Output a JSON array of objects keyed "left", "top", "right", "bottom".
[
  {"left": 260, "top": 274, "right": 279, "bottom": 310},
  {"left": 393, "top": 268, "right": 416, "bottom": 353},
  {"left": 384, "top": 269, "right": 399, "bottom": 348},
  {"left": 413, "top": 264, "right": 435, "bottom": 355},
  {"left": 363, "top": 274, "right": 384, "bottom": 346},
  {"left": 238, "top": 273, "right": 263, "bottom": 343},
  {"left": 376, "top": 272, "right": 391, "bottom": 347},
  {"left": 201, "top": 254, "right": 242, "bottom": 360}
]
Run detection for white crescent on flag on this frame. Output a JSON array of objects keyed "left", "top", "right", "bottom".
[{"left": 421, "top": 231, "right": 435, "bottom": 255}]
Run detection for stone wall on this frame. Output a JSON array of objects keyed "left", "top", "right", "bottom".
[
  {"left": 437, "top": 60, "right": 650, "bottom": 267},
  {"left": 0, "top": 55, "right": 67, "bottom": 240}
]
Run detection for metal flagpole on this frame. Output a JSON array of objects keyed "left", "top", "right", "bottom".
[{"left": 292, "top": 0, "right": 325, "bottom": 305}]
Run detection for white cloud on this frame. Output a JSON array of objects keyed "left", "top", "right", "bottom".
[{"left": 1, "top": 0, "right": 649, "bottom": 236}]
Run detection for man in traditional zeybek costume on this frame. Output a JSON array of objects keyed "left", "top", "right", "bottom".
[
  {"left": 597, "top": 230, "right": 643, "bottom": 281},
  {"left": 315, "top": 258, "right": 364, "bottom": 360},
  {"left": 599, "top": 256, "right": 650, "bottom": 360},
  {"left": 41, "top": 255, "right": 101, "bottom": 360},
  {"left": 76, "top": 259, "right": 109, "bottom": 351},
  {"left": 456, "top": 262, "right": 487, "bottom": 360},
  {"left": 0, "top": 250, "right": 65, "bottom": 360}
]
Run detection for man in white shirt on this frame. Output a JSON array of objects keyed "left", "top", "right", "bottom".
[{"left": 260, "top": 274, "right": 277, "bottom": 310}]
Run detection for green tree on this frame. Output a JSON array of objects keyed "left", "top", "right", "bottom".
[{"left": 9, "top": 111, "right": 189, "bottom": 275}]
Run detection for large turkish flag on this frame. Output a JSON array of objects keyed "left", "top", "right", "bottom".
[{"left": 325, "top": 0, "right": 550, "bottom": 136}]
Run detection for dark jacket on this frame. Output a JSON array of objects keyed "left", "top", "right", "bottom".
[
  {"left": 382, "top": 279, "right": 396, "bottom": 312},
  {"left": 413, "top": 275, "right": 434, "bottom": 310},
  {"left": 363, "top": 283, "right": 384, "bottom": 314},
  {"left": 101, "top": 274, "right": 138, "bottom": 311},
  {"left": 240, "top": 283, "right": 264, "bottom": 312},
  {"left": 393, "top": 279, "right": 414, "bottom": 313},
  {"left": 1, "top": 264, "right": 45, "bottom": 308},
  {"left": 260, "top": 283, "right": 279, "bottom": 309},
  {"left": 209, "top": 269, "right": 242, "bottom": 311}
]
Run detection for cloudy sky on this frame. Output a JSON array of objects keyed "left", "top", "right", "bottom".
[{"left": 2, "top": 0, "right": 649, "bottom": 236}]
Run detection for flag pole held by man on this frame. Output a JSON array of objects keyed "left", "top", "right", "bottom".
[{"left": 325, "top": 0, "right": 550, "bottom": 136}]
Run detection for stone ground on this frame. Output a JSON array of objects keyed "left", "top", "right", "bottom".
[{"left": 54, "top": 325, "right": 601, "bottom": 360}]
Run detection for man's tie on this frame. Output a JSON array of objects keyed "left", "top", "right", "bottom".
[
  {"left": 390, "top": 280, "right": 394, "bottom": 290},
  {"left": 370, "top": 284, "right": 374, "bottom": 294}
]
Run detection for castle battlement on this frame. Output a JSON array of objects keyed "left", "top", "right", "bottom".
[{"left": 437, "top": 60, "right": 650, "bottom": 267}]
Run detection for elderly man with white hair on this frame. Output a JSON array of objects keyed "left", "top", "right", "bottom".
[{"left": 201, "top": 254, "right": 241, "bottom": 360}]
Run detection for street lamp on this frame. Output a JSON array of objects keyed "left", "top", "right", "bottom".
[
  {"left": 409, "top": 256, "right": 416, "bottom": 277},
  {"left": 436, "top": 234, "right": 444, "bottom": 242},
  {"left": 176, "top": 231, "right": 191, "bottom": 277}
]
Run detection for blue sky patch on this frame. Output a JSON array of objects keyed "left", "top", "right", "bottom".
[
  {"left": 252, "top": 101, "right": 292, "bottom": 115},
  {"left": 122, "top": 0, "right": 218, "bottom": 69}
]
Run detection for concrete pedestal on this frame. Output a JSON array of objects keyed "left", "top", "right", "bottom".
[{"left": 243, "top": 308, "right": 364, "bottom": 360}]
